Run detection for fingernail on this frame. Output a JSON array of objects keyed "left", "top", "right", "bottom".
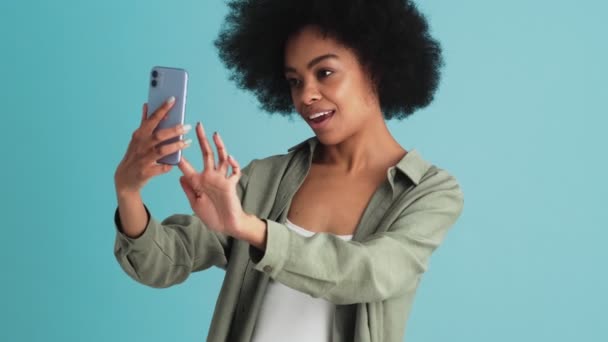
[
  {"left": 182, "top": 124, "right": 192, "bottom": 133},
  {"left": 184, "top": 138, "right": 192, "bottom": 146},
  {"left": 167, "top": 96, "right": 175, "bottom": 104}
]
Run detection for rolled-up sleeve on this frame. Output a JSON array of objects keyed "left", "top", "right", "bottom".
[
  {"left": 249, "top": 172, "right": 464, "bottom": 305},
  {"left": 114, "top": 160, "right": 255, "bottom": 288}
]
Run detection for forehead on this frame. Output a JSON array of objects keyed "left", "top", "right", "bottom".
[{"left": 284, "top": 26, "right": 353, "bottom": 67}]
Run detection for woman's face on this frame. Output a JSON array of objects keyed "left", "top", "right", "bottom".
[{"left": 284, "top": 25, "right": 381, "bottom": 143}]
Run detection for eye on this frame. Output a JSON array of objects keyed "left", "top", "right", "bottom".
[
  {"left": 317, "top": 69, "right": 333, "bottom": 79},
  {"left": 286, "top": 77, "right": 301, "bottom": 88}
]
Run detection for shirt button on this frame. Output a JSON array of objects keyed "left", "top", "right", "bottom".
[{"left": 263, "top": 265, "right": 273, "bottom": 273}]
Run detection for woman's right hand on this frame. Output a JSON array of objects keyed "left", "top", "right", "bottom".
[{"left": 114, "top": 98, "right": 192, "bottom": 196}]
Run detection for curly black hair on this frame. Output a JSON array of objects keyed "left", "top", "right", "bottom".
[{"left": 214, "top": 0, "right": 443, "bottom": 120}]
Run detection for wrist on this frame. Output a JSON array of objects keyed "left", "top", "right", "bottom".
[
  {"left": 236, "top": 213, "right": 268, "bottom": 251},
  {"left": 116, "top": 187, "right": 141, "bottom": 201}
]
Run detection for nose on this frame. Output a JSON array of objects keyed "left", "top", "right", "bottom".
[{"left": 299, "top": 83, "right": 322, "bottom": 106}]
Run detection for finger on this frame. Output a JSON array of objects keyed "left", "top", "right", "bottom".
[
  {"left": 213, "top": 132, "right": 229, "bottom": 173},
  {"left": 147, "top": 139, "right": 192, "bottom": 164},
  {"left": 177, "top": 155, "right": 198, "bottom": 177},
  {"left": 148, "top": 163, "right": 173, "bottom": 178},
  {"left": 179, "top": 176, "right": 197, "bottom": 203},
  {"left": 140, "top": 103, "right": 148, "bottom": 125},
  {"left": 144, "top": 96, "right": 176, "bottom": 133},
  {"left": 227, "top": 155, "right": 241, "bottom": 179},
  {"left": 147, "top": 123, "right": 192, "bottom": 150},
  {"left": 196, "top": 122, "right": 216, "bottom": 171}
]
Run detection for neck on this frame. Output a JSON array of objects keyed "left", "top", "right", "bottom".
[{"left": 313, "top": 113, "right": 406, "bottom": 175}]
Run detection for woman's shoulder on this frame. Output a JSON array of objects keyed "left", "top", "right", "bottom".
[
  {"left": 390, "top": 147, "right": 459, "bottom": 186},
  {"left": 409, "top": 156, "right": 464, "bottom": 206},
  {"left": 389, "top": 147, "right": 463, "bottom": 207}
]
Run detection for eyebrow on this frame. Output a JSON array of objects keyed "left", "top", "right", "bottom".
[{"left": 284, "top": 54, "right": 339, "bottom": 73}]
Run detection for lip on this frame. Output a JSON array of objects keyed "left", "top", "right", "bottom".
[
  {"left": 307, "top": 109, "right": 335, "bottom": 130},
  {"left": 304, "top": 108, "right": 334, "bottom": 117}
]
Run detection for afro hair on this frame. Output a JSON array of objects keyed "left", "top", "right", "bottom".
[{"left": 214, "top": 0, "right": 443, "bottom": 120}]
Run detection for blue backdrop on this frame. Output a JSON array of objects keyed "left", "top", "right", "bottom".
[{"left": 1, "top": 0, "right": 606, "bottom": 341}]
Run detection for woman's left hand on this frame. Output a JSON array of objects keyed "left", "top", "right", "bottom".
[{"left": 177, "top": 122, "right": 246, "bottom": 237}]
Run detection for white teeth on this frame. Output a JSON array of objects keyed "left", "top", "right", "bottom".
[{"left": 309, "top": 110, "right": 333, "bottom": 119}]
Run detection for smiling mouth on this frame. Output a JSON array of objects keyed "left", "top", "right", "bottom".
[{"left": 308, "top": 110, "right": 335, "bottom": 123}]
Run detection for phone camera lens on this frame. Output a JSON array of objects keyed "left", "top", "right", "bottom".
[
  {"left": 151, "top": 79, "right": 157, "bottom": 87},
  {"left": 151, "top": 70, "right": 158, "bottom": 78}
]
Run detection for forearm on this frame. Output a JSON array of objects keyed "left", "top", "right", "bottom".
[
  {"left": 116, "top": 189, "right": 148, "bottom": 238},
  {"left": 113, "top": 203, "right": 233, "bottom": 288}
]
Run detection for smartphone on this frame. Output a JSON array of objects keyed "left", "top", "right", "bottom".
[{"left": 147, "top": 66, "right": 188, "bottom": 165}]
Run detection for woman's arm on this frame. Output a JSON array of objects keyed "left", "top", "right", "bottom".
[
  {"left": 113, "top": 160, "right": 255, "bottom": 288},
  {"left": 246, "top": 170, "right": 464, "bottom": 305},
  {"left": 115, "top": 190, "right": 148, "bottom": 239}
]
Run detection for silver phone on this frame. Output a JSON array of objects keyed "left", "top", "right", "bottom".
[{"left": 147, "top": 66, "right": 188, "bottom": 165}]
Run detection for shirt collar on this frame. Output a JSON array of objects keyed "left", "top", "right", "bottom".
[{"left": 287, "top": 136, "right": 431, "bottom": 187}]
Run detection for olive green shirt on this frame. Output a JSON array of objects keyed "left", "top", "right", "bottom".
[{"left": 113, "top": 136, "right": 464, "bottom": 342}]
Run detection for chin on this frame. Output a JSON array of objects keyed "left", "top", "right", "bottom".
[{"left": 314, "top": 132, "right": 342, "bottom": 147}]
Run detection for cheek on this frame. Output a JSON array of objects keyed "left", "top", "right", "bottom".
[
  {"left": 362, "top": 88, "right": 379, "bottom": 108},
  {"left": 333, "top": 76, "right": 376, "bottom": 111},
  {"left": 326, "top": 75, "right": 349, "bottom": 105},
  {"left": 356, "top": 76, "right": 380, "bottom": 109}
]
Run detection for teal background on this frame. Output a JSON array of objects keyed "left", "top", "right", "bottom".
[{"left": 1, "top": 0, "right": 606, "bottom": 341}]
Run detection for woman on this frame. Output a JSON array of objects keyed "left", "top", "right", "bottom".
[{"left": 113, "top": 0, "right": 464, "bottom": 341}]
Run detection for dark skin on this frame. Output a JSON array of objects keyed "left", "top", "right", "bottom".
[
  {"left": 114, "top": 25, "right": 407, "bottom": 246},
  {"left": 283, "top": 25, "right": 407, "bottom": 234}
]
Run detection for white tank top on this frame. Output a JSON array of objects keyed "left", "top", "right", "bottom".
[{"left": 250, "top": 219, "right": 353, "bottom": 342}]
